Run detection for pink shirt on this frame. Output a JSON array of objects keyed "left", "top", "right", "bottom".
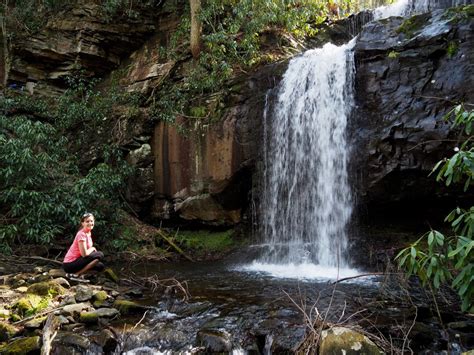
[{"left": 63, "top": 229, "right": 93, "bottom": 263}]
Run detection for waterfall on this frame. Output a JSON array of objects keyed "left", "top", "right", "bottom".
[
  {"left": 241, "top": 0, "right": 469, "bottom": 280},
  {"left": 262, "top": 41, "right": 356, "bottom": 268},
  {"left": 242, "top": 41, "right": 359, "bottom": 280}
]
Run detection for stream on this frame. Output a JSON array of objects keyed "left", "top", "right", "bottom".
[{"left": 111, "top": 253, "right": 465, "bottom": 354}]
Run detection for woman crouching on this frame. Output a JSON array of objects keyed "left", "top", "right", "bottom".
[{"left": 63, "top": 212, "right": 105, "bottom": 281}]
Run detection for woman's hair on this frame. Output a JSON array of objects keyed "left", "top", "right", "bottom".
[{"left": 80, "top": 212, "right": 94, "bottom": 223}]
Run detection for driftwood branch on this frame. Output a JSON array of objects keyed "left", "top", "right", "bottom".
[
  {"left": 41, "top": 313, "right": 59, "bottom": 355},
  {"left": 157, "top": 230, "right": 194, "bottom": 262},
  {"left": 331, "top": 272, "right": 396, "bottom": 284},
  {"left": 19, "top": 256, "right": 63, "bottom": 266}
]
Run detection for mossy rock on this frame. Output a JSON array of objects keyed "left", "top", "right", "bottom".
[
  {"left": 0, "top": 336, "right": 41, "bottom": 354},
  {"left": 319, "top": 327, "right": 384, "bottom": 355},
  {"left": 13, "top": 294, "right": 47, "bottom": 317},
  {"left": 464, "top": 4, "right": 474, "bottom": 16},
  {"left": 24, "top": 316, "right": 47, "bottom": 329},
  {"left": 79, "top": 311, "right": 99, "bottom": 324},
  {"left": 113, "top": 300, "right": 147, "bottom": 315},
  {"left": 0, "top": 322, "right": 19, "bottom": 341},
  {"left": 104, "top": 268, "right": 119, "bottom": 283},
  {"left": 27, "top": 280, "right": 66, "bottom": 296},
  {"left": 79, "top": 308, "right": 119, "bottom": 323},
  {"left": 396, "top": 14, "right": 428, "bottom": 38},
  {"left": 92, "top": 290, "right": 109, "bottom": 308}
]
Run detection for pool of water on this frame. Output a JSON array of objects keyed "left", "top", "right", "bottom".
[{"left": 113, "top": 253, "right": 393, "bottom": 354}]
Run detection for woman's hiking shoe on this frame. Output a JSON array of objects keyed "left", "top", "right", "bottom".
[{"left": 66, "top": 273, "right": 90, "bottom": 283}]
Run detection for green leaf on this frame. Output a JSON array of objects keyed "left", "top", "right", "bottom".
[{"left": 428, "top": 231, "right": 434, "bottom": 245}]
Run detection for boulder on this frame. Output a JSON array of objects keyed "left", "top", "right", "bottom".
[
  {"left": 319, "top": 327, "right": 383, "bottom": 355},
  {"left": 74, "top": 285, "right": 94, "bottom": 302}
]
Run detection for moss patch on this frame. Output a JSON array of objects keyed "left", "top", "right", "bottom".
[
  {"left": 113, "top": 300, "right": 146, "bottom": 315},
  {"left": 0, "top": 322, "right": 18, "bottom": 341},
  {"left": 396, "top": 14, "right": 427, "bottom": 38},
  {"left": 93, "top": 290, "right": 109, "bottom": 308},
  {"left": 27, "top": 280, "right": 66, "bottom": 296},
  {"left": 0, "top": 336, "right": 41, "bottom": 354},
  {"left": 446, "top": 41, "right": 458, "bottom": 58},
  {"left": 175, "top": 229, "right": 235, "bottom": 254},
  {"left": 79, "top": 311, "right": 99, "bottom": 324},
  {"left": 388, "top": 50, "right": 400, "bottom": 59},
  {"left": 13, "top": 294, "right": 48, "bottom": 318},
  {"left": 104, "top": 268, "right": 119, "bottom": 283}
]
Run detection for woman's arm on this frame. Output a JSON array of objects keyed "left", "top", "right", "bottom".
[{"left": 78, "top": 240, "right": 97, "bottom": 257}]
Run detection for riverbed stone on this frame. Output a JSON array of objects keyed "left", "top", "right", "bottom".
[
  {"left": 113, "top": 299, "right": 148, "bottom": 315},
  {"left": 74, "top": 285, "right": 94, "bottom": 302},
  {"left": 79, "top": 308, "right": 120, "bottom": 323},
  {"left": 197, "top": 329, "right": 233, "bottom": 352},
  {"left": 0, "top": 336, "right": 41, "bottom": 354},
  {"left": 59, "top": 294, "right": 76, "bottom": 306},
  {"left": 54, "top": 331, "right": 91, "bottom": 350},
  {"left": 61, "top": 302, "right": 91, "bottom": 317},
  {"left": 319, "top": 327, "right": 383, "bottom": 355},
  {"left": 92, "top": 328, "right": 118, "bottom": 352},
  {"left": 24, "top": 315, "right": 47, "bottom": 329}
]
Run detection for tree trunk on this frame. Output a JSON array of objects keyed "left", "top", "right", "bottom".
[
  {"left": 189, "top": 0, "right": 201, "bottom": 59},
  {"left": 0, "top": 0, "right": 9, "bottom": 91}
]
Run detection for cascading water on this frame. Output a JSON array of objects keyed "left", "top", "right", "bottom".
[
  {"left": 241, "top": 0, "right": 470, "bottom": 280},
  {"left": 242, "top": 41, "right": 359, "bottom": 280},
  {"left": 374, "top": 0, "right": 471, "bottom": 17}
]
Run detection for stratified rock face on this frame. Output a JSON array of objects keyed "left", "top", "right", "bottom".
[
  {"left": 352, "top": 8, "right": 474, "bottom": 219},
  {"left": 9, "top": 2, "right": 157, "bottom": 96},
  {"left": 151, "top": 65, "right": 284, "bottom": 225}
]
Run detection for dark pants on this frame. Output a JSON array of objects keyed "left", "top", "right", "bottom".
[{"left": 63, "top": 251, "right": 105, "bottom": 274}]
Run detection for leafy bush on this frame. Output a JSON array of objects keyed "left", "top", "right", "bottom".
[
  {"left": 0, "top": 78, "right": 132, "bottom": 253},
  {"left": 396, "top": 105, "right": 474, "bottom": 312}
]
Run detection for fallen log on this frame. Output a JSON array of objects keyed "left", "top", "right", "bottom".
[{"left": 157, "top": 230, "right": 195, "bottom": 262}]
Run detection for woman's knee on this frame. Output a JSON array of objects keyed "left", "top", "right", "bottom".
[{"left": 90, "top": 251, "right": 104, "bottom": 259}]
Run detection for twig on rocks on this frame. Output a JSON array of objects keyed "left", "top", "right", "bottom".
[{"left": 13, "top": 306, "right": 65, "bottom": 325}]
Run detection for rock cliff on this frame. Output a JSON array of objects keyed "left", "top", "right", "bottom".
[
  {"left": 3, "top": 2, "right": 473, "bottom": 229},
  {"left": 352, "top": 6, "right": 474, "bottom": 223}
]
